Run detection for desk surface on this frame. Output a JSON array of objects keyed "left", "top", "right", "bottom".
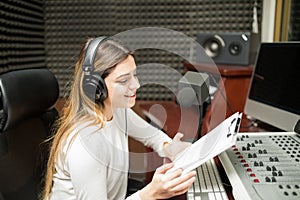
[
  {"left": 133, "top": 100, "right": 277, "bottom": 200},
  {"left": 133, "top": 100, "right": 201, "bottom": 140},
  {"left": 184, "top": 62, "right": 253, "bottom": 77}
]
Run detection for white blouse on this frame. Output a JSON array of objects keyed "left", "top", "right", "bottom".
[{"left": 50, "top": 108, "right": 172, "bottom": 200}]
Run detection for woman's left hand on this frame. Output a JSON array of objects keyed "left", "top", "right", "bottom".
[{"left": 163, "top": 133, "right": 191, "bottom": 161}]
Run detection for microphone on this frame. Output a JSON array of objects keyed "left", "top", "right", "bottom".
[
  {"left": 176, "top": 71, "right": 210, "bottom": 139},
  {"left": 177, "top": 71, "right": 210, "bottom": 107},
  {"left": 177, "top": 87, "right": 198, "bottom": 107}
]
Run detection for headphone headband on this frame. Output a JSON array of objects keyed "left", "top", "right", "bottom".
[{"left": 82, "top": 36, "right": 107, "bottom": 73}]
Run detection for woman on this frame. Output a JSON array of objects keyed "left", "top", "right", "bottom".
[{"left": 42, "top": 37, "right": 196, "bottom": 200}]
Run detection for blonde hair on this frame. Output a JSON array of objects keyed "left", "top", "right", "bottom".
[{"left": 41, "top": 37, "right": 133, "bottom": 200}]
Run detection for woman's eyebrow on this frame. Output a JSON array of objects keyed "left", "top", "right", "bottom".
[
  {"left": 116, "top": 70, "right": 136, "bottom": 79},
  {"left": 116, "top": 73, "right": 130, "bottom": 79}
]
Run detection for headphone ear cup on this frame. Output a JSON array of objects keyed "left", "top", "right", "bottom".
[
  {"left": 82, "top": 73, "right": 108, "bottom": 102},
  {"left": 97, "top": 76, "right": 108, "bottom": 102}
]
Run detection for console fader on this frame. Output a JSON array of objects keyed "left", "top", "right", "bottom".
[{"left": 219, "top": 132, "right": 300, "bottom": 200}]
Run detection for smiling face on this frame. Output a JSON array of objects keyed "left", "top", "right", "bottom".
[{"left": 103, "top": 55, "right": 140, "bottom": 115}]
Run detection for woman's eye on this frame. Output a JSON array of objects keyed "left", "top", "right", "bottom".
[{"left": 118, "top": 79, "right": 128, "bottom": 84}]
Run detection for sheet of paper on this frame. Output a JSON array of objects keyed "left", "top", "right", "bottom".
[{"left": 167, "top": 112, "right": 242, "bottom": 175}]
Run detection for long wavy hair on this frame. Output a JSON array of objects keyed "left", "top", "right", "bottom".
[{"left": 41, "top": 37, "right": 133, "bottom": 200}]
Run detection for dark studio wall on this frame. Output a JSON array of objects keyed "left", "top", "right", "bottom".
[
  {"left": 289, "top": 0, "right": 300, "bottom": 41},
  {"left": 1, "top": 0, "right": 263, "bottom": 100},
  {"left": 0, "top": 0, "right": 45, "bottom": 73}
]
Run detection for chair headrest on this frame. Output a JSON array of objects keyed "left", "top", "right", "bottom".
[{"left": 0, "top": 68, "right": 59, "bottom": 132}]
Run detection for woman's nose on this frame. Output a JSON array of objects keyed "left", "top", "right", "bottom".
[{"left": 129, "top": 77, "right": 140, "bottom": 90}]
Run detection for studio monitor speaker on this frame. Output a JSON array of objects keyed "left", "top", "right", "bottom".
[{"left": 196, "top": 32, "right": 260, "bottom": 66}]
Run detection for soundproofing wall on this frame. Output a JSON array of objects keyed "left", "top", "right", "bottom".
[
  {"left": 290, "top": 0, "right": 300, "bottom": 41},
  {"left": 0, "top": 0, "right": 45, "bottom": 74},
  {"left": 43, "top": 1, "right": 263, "bottom": 100}
]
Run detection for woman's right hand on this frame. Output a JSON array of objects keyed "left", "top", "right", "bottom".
[{"left": 138, "top": 163, "right": 196, "bottom": 200}]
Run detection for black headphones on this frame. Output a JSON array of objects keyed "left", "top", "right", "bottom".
[{"left": 82, "top": 36, "right": 108, "bottom": 103}]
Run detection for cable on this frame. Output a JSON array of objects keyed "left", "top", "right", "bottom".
[{"left": 125, "top": 108, "right": 128, "bottom": 137}]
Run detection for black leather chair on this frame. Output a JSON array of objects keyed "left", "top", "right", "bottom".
[{"left": 0, "top": 69, "right": 59, "bottom": 200}]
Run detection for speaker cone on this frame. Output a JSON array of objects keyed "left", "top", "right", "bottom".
[
  {"left": 203, "top": 35, "right": 225, "bottom": 58},
  {"left": 228, "top": 42, "right": 242, "bottom": 56}
]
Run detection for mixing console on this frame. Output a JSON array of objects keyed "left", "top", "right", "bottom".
[
  {"left": 219, "top": 132, "right": 300, "bottom": 200},
  {"left": 188, "top": 158, "right": 228, "bottom": 200}
]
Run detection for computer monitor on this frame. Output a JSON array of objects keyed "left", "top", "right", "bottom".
[{"left": 244, "top": 42, "right": 300, "bottom": 131}]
